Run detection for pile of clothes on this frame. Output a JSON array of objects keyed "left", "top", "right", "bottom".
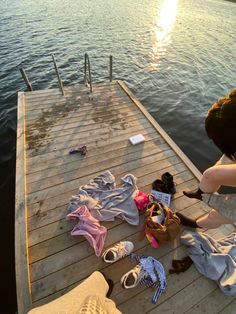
[{"left": 66, "top": 170, "right": 139, "bottom": 256}]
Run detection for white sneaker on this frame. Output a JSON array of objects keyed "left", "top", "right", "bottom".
[
  {"left": 102, "top": 241, "right": 134, "bottom": 263},
  {"left": 121, "top": 264, "right": 147, "bottom": 288}
]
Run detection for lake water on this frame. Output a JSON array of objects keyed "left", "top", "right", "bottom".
[{"left": 1, "top": 0, "right": 236, "bottom": 312}]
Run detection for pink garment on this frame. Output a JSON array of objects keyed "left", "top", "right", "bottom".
[
  {"left": 66, "top": 205, "right": 107, "bottom": 256},
  {"left": 134, "top": 191, "right": 149, "bottom": 212}
]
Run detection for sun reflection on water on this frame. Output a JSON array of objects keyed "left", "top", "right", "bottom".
[{"left": 150, "top": 0, "right": 178, "bottom": 70}]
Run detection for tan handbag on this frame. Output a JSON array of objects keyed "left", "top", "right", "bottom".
[{"left": 145, "top": 201, "right": 181, "bottom": 244}]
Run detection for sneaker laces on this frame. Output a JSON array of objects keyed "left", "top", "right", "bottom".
[
  {"left": 112, "top": 242, "right": 129, "bottom": 258},
  {"left": 133, "top": 264, "right": 149, "bottom": 284},
  {"left": 122, "top": 264, "right": 148, "bottom": 288}
]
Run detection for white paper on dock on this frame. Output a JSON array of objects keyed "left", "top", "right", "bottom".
[{"left": 129, "top": 134, "right": 145, "bottom": 145}]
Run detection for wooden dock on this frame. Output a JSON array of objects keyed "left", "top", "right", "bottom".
[{"left": 15, "top": 80, "right": 236, "bottom": 314}]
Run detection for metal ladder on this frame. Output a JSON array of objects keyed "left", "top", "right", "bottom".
[{"left": 20, "top": 54, "right": 113, "bottom": 96}]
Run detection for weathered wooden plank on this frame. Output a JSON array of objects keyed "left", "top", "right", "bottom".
[
  {"left": 18, "top": 80, "right": 236, "bottom": 314},
  {"left": 28, "top": 169, "right": 196, "bottom": 229},
  {"left": 25, "top": 97, "right": 135, "bottom": 118},
  {"left": 220, "top": 300, "right": 236, "bottom": 314},
  {"left": 25, "top": 84, "right": 128, "bottom": 100},
  {"left": 25, "top": 98, "right": 133, "bottom": 123},
  {"left": 26, "top": 153, "right": 180, "bottom": 205},
  {"left": 24, "top": 83, "right": 112, "bottom": 104},
  {"left": 30, "top": 226, "right": 185, "bottom": 302},
  {"left": 116, "top": 230, "right": 214, "bottom": 309},
  {"left": 26, "top": 117, "right": 150, "bottom": 146},
  {"left": 25, "top": 88, "right": 126, "bottom": 109},
  {"left": 25, "top": 94, "right": 73, "bottom": 108},
  {"left": 29, "top": 219, "right": 74, "bottom": 247},
  {"left": 28, "top": 174, "right": 197, "bottom": 234},
  {"left": 26, "top": 133, "right": 164, "bottom": 174},
  {"left": 26, "top": 123, "right": 155, "bottom": 156},
  {"left": 24, "top": 81, "right": 117, "bottom": 101},
  {"left": 32, "top": 220, "right": 227, "bottom": 305},
  {"left": 25, "top": 98, "right": 130, "bottom": 118},
  {"left": 31, "top": 230, "right": 148, "bottom": 304},
  {"left": 27, "top": 145, "right": 173, "bottom": 193},
  {"left": 28, "top": 188, "right": 197, "bottom": 249},
  {"left": 28, "top": 178, "right": 197, "bottom": 263},
  {"left": 30, "top": 224, "right": 225, "bottom": 308},
  {"left": 155, "top": 276, "right": 217, "bottom": 314},
  {"left": 117, "top": 226, "right": 234, "bottom": 314},
  {"left": 24, "top": 114, "right": 152, "bottom": 159},
  {"left": 30, "top": 216, "right": 146, "bottom": 282},
  {"left": 149, "top": 232, "right": 236, "bottom": 314},
  {"left": 27, "top": 112, "right": 146, "bottom": 142},
  {"left": 25, "top": 104, "right": 140, "bottom": 132},
  {"left": 26, "top": 129, "right": 160, "bottom": 166},
  {"left": 27, "top": 160, "right": 188, "bottom": 217},
  {"left": 30, "top": 234, "right": 143, "bottom": 301},
  {"left": 185, "top": 288, "right": 235, "bottom": 314},
  {"left": 29, "top": 231, "right": 83, "bottom": 264},
  {"left": 28, "top": 192, "right": 204, "bottom": 275},
  {"left": 116, "top": 252, "right": 199, "bottom": 311},
  {"left": 25, "top": 100, "right": 138, "bottom": 123},
  {"left": 28, "top": 174, "right": 196, "bottom": 266},
  {"left": 24, "top": 88, "right": 62, "bottom": 98},
  {"left": 26, "top": 118, "right": 152, "bottom": 149},
  {"left": 15, "top": 92, "right": 32, "bottom": 313},
  {"left": 26, "top": 111, "right": 143, "bottom": 138},
  {"left": 26, "top": 87, "right": 132, "bottom": 111}
]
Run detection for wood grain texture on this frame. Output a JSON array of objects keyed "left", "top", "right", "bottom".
[
  {"left": 16, "top": 81, "right": 236, "bottom": 313},
  {"left": 15, "top": 92, "right": 32, "bottom": 313}
]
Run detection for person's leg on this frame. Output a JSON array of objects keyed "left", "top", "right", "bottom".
[
  {"left": 196, "top": 209, "right": 232, "bottom": 229},
  {"left": 175, "top": 212, "right": 198, "bottom": 228},
  {"left": 177, "top": 208, "right": 232, "bottom": 229},
  {"left": 200, "top": 164, "right": 236, "bottom": 192},
  {"left": 183, "top": 164, "right": 236, "bottom": 200}
]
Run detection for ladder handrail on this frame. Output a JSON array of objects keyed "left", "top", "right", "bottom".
[
  {"left": 84, "top": 53, "right": 93, "bottom": 94},
  {"left": 20, "top": 54, "right": 113, "bottom": 94},
  {"left": 20, "top": 68, "right": 33, "bottom": 91},
  {"left": 109, "top": 55, "right": 113, "bottom": 82},
  {"left": 52, "top": 54, "right": 65, "bottom": 96}
]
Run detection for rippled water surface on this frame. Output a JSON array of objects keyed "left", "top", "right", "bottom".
[{"left": 1, "top": 0, "right": 236, "bottom": 312}]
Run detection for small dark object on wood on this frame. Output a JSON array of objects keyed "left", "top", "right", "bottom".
[{"left": 69, "top": 145, "right": 87, "bottom": 156}]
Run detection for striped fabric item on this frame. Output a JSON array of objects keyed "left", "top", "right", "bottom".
[{"left": 129, "top": 253, "right": 167, "bottom": 304}]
